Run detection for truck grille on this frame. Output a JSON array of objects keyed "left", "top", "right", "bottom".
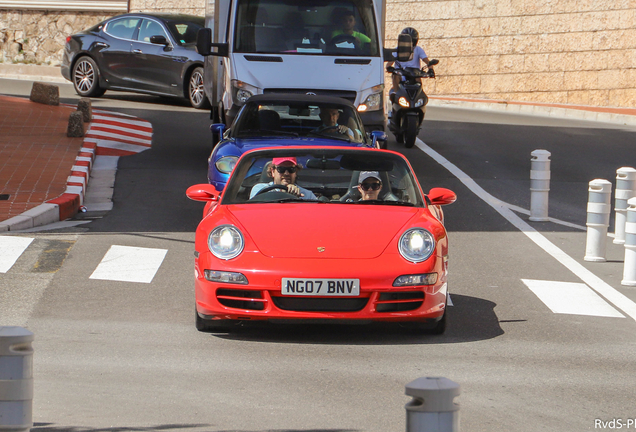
[{"left": 264, "top": 88, "right": 357, "bottom": 103}]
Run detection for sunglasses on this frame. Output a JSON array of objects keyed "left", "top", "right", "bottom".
[
  {"left": 275, "top": 166, "right": 297, "bottom": 174},
  {"left": 360, "top": 182, "right": 382, "bottom": 191}
]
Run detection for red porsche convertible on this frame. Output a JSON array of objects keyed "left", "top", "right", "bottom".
[{"left": 187, "top": 146, "right": 456, "bottom": 334}]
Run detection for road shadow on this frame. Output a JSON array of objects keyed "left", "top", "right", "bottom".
[
  {"left": 33, "top": 424, "right": 357, "bottom": 432},
  {"left": 209, "top": 294, "right": 503, "bottom": 345}
]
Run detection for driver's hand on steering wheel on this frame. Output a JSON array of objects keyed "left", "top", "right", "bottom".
[
  {"left": 285, "top": 184, "right": 305, "bottom": 197},
  {"left": 337, "top": 125, "right": 349, "bottom": 134}
]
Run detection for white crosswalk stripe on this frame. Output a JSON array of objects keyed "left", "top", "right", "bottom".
[
  {"left": 89, "top": 245, "right": 167, "bottom": 283},
  {"left": 0, "top": 236, "right": 34, "bottom": 273},
  {"left": 522, "top": 279, "right": 625, "bottom": 318}
]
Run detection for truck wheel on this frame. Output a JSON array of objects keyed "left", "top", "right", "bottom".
[
  {"left": 188, "top": 67, "right": 210, "bottom": 109},
  {"left": 404, "top": 115, "right": 417, "bottom": 148}
]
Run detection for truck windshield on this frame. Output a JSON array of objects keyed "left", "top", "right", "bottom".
[{"left": 234, "top": 0, "right": 379, "bottom": 56}]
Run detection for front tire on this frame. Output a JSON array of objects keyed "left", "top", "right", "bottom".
[
  {"left": 72, "top": 56, "right": 105, "bottom": 97},
  {"left": 188, "top": 66, "right": 210, "bottom": 109},
  {"left": 404, "top": 115, "right": 418, "bottom": 148}
]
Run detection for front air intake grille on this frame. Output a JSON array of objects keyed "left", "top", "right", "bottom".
[
  {"left": 217, "top": 288, "right": 265, "bottom": 311},
  {"left": 375, "top": 291, "right": 424, "bottom": 313},
  {"left": 272, "top": 296, "right": 368, "bottom": 312}
]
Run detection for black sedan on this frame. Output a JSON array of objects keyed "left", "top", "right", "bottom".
[{"left": 61, "top": 13, "right": 209, "bottom": 108}]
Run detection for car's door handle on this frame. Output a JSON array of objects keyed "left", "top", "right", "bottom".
[
  {"left": 95, "top": 42, "right": 108, "bottom": 48},
  {"left": 132, "top": 49, "right": 143, "bottom": 54}
]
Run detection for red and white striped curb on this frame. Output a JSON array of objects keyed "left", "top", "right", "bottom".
[
  {"left": 0, "top": 108, "right": 154, "bottom": 230},
  {"left": 84, "top": 108, "right": 153, "bottom": 156},
  {"left": 49, "top": 109, "right": 154, "bottom": 218}
]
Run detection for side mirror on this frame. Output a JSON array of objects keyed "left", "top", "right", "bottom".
[
  {"left": 186, "top": 184, "right": 220, "bottom": 202},
  {"left": 196, "top": 28, "right": 212, "bottom": 55},
  {"left": 370, "top": 130, "right": 387, "bottom": 148},
  {"left": 428, "top": 59, "right": 439, "bottom": 67},
  {"left": 150, "top": 35, "right": 169, "bottom": 46},
  {"left": 427, "top": 188, "right": 456, "bottom": 206},
  {"left": 196, "top": 28, "right": 229, "bottom": 57},
  {"left": 210, "top": 123, "right": 226, "bottom": 136},
  {"left": 396, "top": 33, "right": 413, "bottom": 62}
]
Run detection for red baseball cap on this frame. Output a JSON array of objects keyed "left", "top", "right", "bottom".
[{"left": 272, "top": 157, "right": 297, "bottom": 166}]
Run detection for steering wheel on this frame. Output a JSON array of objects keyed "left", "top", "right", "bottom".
[
  {"left": 254, "top": 184, "right": 291, "bottom": 196},
  {"left": 327, "top": 34, "right": 360, "bottom": 50},
  {"left": 308, "top": 125, "right": 342, "bottom": 137}
]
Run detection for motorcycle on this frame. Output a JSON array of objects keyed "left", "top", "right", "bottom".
[{"left": 387, "top": 59, "right": 439, "bottom": 148}]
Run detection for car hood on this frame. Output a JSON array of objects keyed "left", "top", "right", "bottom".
[{"left": 227, "top": 204, "right": 421, "bottom": 259}]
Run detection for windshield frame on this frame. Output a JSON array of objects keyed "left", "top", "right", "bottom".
[{"left": 221, "top": 147, "right": 425, "bottom": 207}]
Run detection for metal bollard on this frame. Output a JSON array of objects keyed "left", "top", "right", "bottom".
[
  {"left": 613, "top": 167, "right": 636, "bottom": 245},
  {"left": 622, "top": 197, "right": 636, "bottom": 286},
  {"left": 405, "top": 377, "right": 460, "bottom": 432},
  {"left": 529, "top": 150, "right": 551, "bottom": 221},
  {"left": 0, "top": 327, "right": 34, "bottom": 432},
  {"left": 584, "top": 179, "right": 612, "bottom": 262}
]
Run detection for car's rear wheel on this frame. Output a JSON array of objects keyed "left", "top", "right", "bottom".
[
  {"left": 188, "top": 67, "right": 210, "bottom": 109},
  {"left": 72, "top": 56, "right": 105, "bottom": 97},
  {"left": 195, "top": 308, "right": 235, "bottom": 332}
]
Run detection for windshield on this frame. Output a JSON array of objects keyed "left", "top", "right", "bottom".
[
  {"left": 222, "top": 148, "right": 424, "bottom": 206},
  {"left": 234, "top": 0, "right": 379, "bottom": 56},
  {"left": 163, "top": 16, "right": 204, "bottom": 45},
  {"left": 232, "top": 100, "right": 367, "bottom": 143}
]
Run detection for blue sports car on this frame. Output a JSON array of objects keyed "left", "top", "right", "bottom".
[{"left": 208, "top": 94, "right": 386, "bottom": 190}]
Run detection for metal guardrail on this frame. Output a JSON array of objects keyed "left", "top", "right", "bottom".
[{"left": 0, "top": 0, "right": 127, "bottom": 11}]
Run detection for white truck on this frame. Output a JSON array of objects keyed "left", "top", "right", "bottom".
[{"left": 195, "top": 0, "right": 410, "bottom": 134}]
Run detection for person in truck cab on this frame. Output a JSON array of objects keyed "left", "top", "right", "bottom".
[{"left": 331, "top": 10, "right": 371, "bottom": 47}]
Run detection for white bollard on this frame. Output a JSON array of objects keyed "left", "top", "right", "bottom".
[
  {"left": 405, "top": 377, "right": 460, "bottom": 432},
  {"left": 613, "top": 167, "right": 636, "bottom": 245},
  {"left": 0, "top": 327, "right": 34, "bottom": 432},
  {"left": 529, "top": 150, "right": 551, "bottom": 221},
  {"left": 622, "top": 197, "right": 636, "bottom": 286},
  {"left": 584, "top": 179, "right": 612, "bottom": 262}
]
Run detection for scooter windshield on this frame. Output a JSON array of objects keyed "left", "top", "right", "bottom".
[{"left": 233, "top": 0, "right": 380, "bottom": 56}]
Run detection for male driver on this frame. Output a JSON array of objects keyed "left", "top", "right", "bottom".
[
  {"left": 332, "top": 10, "right": 371, "bottom": 47},
  {"left": 356, "top": 171, "right": 383, "bottom": 200},
  {"left": 250, "top": 157, "right": 317, "bottom": 200},
  {"left": 314, "top": 106, "right": 354, "bottom": 138}
]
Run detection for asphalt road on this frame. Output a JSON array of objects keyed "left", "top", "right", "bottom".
[{"left": 2, "top": 78, "right": 636, "bottom": 432}]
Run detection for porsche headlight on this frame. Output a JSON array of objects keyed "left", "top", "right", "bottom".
[
  {"left": 215, "top": 156, "right": 238, "bottom": 174},
  {"left": 398, "top": 97, "right": 410, "bottom": 108},
  {"left": 208, "top": 225, "right": 244, "bottom": 260},
  {"left": 398, "top": 228, "right": 435, "bottom": 263}
]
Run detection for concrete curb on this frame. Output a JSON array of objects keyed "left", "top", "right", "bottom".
[
  {"left": 0, "top": 63, "right": 67, "bottom": 84},
  {"left": 428, "top": 97, "right": 636, "bottom": 127},
  {"left": 0, "top": 139, "right": 96, "bottom": 232}
]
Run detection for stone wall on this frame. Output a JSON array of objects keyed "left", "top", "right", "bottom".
[
  {"left": 128, "top": 0, "right": 204, "bottom": 15},
  {"left": 0, "top": 11, "right": 110, "bottom": 65},
  {"left": 386, "top": 0, "right": 636, "bottom": 108}
]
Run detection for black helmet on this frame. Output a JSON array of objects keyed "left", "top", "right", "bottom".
[{"left": 400, "top": 27, "right": 419, "bottom": 46}]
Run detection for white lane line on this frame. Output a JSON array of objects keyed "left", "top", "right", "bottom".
[
  {"left": 0, "top": 237, "right": 34, "bottom": 273},
  {"left": 416, "top": 138, "right": 636, "bottom": 321},
  {"left": 89, "top": 245, "right": 167, "bottom": 283},
  {"left": 522, "top": 279, "right": 625, "bottom": 318}
]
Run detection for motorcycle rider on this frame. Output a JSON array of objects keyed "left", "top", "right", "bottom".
[{"left": 388, "top": 27, "right": 432, "bottom": 99}]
